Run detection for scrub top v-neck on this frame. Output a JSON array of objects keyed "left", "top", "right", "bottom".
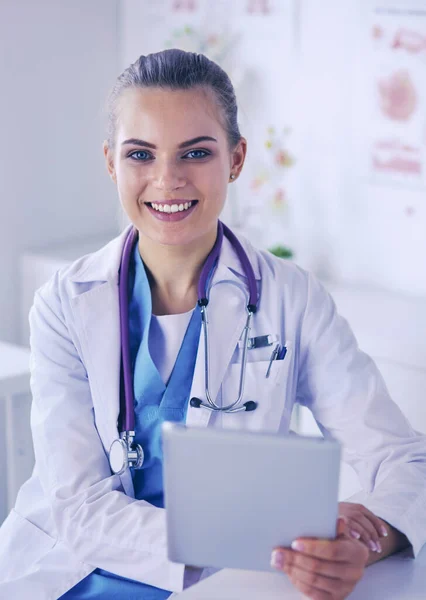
[{"left": 129, "top": 243, "right": 202, "bottom": 508}]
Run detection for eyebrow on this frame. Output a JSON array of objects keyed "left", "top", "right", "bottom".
[{"left": 121, "top": 136, "right": 218, "bottom": 149}]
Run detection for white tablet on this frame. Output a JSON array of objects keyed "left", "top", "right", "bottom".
[{"left": 162, "top": 423, "right": 341, "bottom": 573}]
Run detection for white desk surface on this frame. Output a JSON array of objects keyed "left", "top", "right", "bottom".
[{"left": 175, "top": 546, "right": 425, "bottom": 599}]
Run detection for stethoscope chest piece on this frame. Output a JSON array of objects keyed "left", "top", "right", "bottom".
[{"left": 109, "top": 432, "right": 144, "bottom": 475}]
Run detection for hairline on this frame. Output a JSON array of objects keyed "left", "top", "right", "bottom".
[{"left": 108, "top": 83, "right": 240, "bottom": 153}]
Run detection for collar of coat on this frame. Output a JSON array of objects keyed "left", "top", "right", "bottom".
[{"left": 68, "top": 223, "right": 262, "bottom": 285}]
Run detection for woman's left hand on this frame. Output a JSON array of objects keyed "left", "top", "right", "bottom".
[
  {"left": 271, "top": 517, "right": 369, "bottom": 600},
  {"left": 338, "top": 502, "right": 388, "bottom": 554}
]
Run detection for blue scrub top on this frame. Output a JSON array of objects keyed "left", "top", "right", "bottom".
[{"left": 60, "top": 243, "right": 201, "bottom": 599}]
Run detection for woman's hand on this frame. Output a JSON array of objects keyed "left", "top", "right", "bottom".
[
  {"left": 271, "top": 517, "right": 369, "bottom": 600},
  {"left": 338, "top": 502, "right": 388, "bottom": 554}
]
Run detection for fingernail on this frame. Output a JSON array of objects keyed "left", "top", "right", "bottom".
[
  {"left": 291, "top": 541, "right": 304, "bottom": 552},
  {"left": 271, "top": 549, "right": 285, "bottom": 569},
  {"left": 368, "top": 540, "right": 379, "bottom": 552},
  {"left": 376, "top": 541, "right": 382, "bottom": 553},
  {"left": 350, "top": 529, "right": 361, "bottom": 539},
  {"left": 380, "top": 526, "right": 388, "bottom": 537}
]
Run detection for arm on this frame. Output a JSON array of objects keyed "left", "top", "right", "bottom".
[
  {"left": 365, "top": 518, "right": 409, "bottom": 566},
  {"left": 296, "top": 273, "right": 426, "bottom": 558},
  {"left": 29, "top": 274, "right": 185, "bottom": 592}
]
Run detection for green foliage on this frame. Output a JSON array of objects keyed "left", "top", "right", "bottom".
[{"left": 268, "top": 245, "right": 294, "bottom": 260}]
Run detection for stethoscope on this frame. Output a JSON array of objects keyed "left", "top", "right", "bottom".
[{"left": 109, "top": 221, "right": 259, "bottom": 475}]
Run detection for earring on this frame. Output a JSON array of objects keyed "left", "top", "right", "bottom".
[{"left": 230, "top": 174, "right": 236, "bottom": 180}]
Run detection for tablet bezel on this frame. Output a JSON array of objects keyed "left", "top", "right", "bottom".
[{"left": 162, "top": 423, "right": 341, "bottom": 573}]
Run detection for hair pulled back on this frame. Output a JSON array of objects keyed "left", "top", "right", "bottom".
[{"left": 106, "top": 49, "right": 241, "bottom": 150}]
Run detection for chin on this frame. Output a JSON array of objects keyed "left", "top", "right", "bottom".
[{"left": 141, "top": 226, "right": 192, "bottom": 247}]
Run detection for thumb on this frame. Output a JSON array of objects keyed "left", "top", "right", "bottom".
[{"left": 336, "top": 516, "right": 349, "bottom": 539}]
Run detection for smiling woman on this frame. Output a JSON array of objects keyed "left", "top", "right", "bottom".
[
  {"left": 102, "top": 51, "right": 246, "bottom": 315},
  {"left": 0, "top": 48, "right": 425, "bottom": 600}
]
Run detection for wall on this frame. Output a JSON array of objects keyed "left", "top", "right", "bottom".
[
  {"left": 297, "top": 0, "right": 426, "bottom": 295},
  {"left": 0, "top": 0, "right": 120, "bottom": 345},
  {"left": 118, "top": 0, "right": 426, "bottom": 297}
]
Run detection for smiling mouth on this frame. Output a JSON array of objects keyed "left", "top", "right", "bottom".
[{"left": 145, "top": 200, "right": 198, "bottom": 214}]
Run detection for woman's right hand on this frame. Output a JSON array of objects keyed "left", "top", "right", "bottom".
[{"left": 271, "top": 517, "right": 368, "bottom": 599}]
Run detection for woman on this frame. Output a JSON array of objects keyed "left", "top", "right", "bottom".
[{"left": 0, "top": 49, "right": 425, "bottom": 600}]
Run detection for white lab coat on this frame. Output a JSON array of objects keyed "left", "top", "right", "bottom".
[{"left": 0, "top": 226, "right": 425, "bottom": 600}]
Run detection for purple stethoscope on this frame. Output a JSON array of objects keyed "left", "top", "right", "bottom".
[{"left": 109, "top": 221, "right": 259, "bottom": 475}]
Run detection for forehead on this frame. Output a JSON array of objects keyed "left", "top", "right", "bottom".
[{"left": 115, "top": 87, "right": 226, "bottom": 143}]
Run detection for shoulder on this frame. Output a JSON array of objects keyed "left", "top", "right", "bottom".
[
  {"left": 235, "top": 231, "right": 335, "bottom": 322},
  {"left": 35, "top": 227, "right": 130, "bottom": 304},
  {"left": 29, "top": 228, "right": 129, "bottom": 354},
  {"left": 236, "top": 232, "right": 312, "bottom": 293}
]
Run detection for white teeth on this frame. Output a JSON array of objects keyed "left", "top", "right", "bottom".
[{"left": 150, "top": 201, "right": 195, "bottom": 213}]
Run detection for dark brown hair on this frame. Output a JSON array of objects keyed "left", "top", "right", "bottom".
[{"left": 106, "top": 48, "right": 242, "bottom": 149}]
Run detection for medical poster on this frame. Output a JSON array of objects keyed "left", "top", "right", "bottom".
[{"left": 368, "top": 4, "right": 426, "bottom": 188}]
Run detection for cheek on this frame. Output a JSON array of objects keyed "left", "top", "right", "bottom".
[
  {"left": 199, "top": 167, "right": 229, "bottom": 204},
  {"left": 214, "top": 176, "right": 229, "bottom": 206},
  {"left": 116, "top": 165, "right": 146, "bottom": 198}
]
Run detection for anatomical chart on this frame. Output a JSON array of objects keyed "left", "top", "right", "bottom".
[{"left": 369, "top": 6, "right": 426, "bottom": 188}]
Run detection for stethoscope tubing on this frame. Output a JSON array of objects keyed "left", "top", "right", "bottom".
[
  {"left": 200, "top": 304, "right": 253, "bottom": 412},
  {"left": 109, "top": 221, "right": 259, "bottom": 474},
  {"left": 119, "top": 226, "right": 138, "bottom": 433}
]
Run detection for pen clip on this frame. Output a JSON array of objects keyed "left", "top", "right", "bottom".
[{"left": 265, "top": 343, "right": 280, "bottom": 378}]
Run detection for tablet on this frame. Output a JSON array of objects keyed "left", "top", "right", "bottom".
[{"left": 162, "top": 423, "right": 341, "bottom": 573}]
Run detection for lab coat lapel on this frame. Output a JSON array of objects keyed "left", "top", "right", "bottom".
[
  {"left": 186, "top": 262, "right": 249, "bottom": 428},
  {"left": 69, "top": 228, "right": 134, "bottom": 497}
]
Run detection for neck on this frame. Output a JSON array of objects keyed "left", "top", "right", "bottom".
[{"left": 138, "top": 226, "right": 218, "bottom": 315}]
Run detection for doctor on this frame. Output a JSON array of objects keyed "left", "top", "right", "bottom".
[{"left": 0, "top": 48, "right": 425, "bottom": 600}]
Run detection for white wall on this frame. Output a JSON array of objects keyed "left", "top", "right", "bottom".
[
  {"left": 0, "top": 0, "right": 120, "bottom": 344},
  {"left": 118, "top": 0, "right": 426, "bottom": 298},
  {"left": 293, "top": 0, "right": 426, "bottom": 295}
]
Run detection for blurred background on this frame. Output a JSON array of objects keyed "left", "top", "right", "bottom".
[{"left": 0, "top": 0, "right": 425, "bottom": 522}]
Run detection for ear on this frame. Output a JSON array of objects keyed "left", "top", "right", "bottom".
[
  {"left": 103, "top": 140, "right": 117, "bottom": 184},
  {"left": 229, "top": 137, "right": 247, "bottom": 180}
]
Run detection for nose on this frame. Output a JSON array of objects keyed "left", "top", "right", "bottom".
[{"left": 151, "top": 159, "right": 187, "bottom": 192}]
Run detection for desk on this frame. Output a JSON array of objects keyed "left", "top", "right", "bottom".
[
  {"left": 175, "top": 546, "right": 425, "bottom": 599},
  {"left": 0, "top": 341, "right": 31, "bottom": 521}
]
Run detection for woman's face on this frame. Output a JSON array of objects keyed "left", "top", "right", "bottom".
[{"left": 104, "top": 86, "right": 246, "bottom": 247}]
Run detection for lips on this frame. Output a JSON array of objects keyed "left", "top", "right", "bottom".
[{"left": 144, "top": 199, "right": 198, "bottom": 222}]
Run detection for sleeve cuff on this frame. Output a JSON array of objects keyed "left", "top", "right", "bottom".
[{"left": 166, "top": 560, "right": 187, "bottom": 593}]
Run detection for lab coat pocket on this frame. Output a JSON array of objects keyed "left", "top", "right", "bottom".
[
  {"left": 0, "top": 509, "right": 56, "bottom": 582},
  {"left": 219, "top": 341, "right": 293, "bottom": 433}
]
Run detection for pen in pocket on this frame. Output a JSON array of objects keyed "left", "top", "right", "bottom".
[
  {"left": 277, "top": 345, "right": 287, "bottom": 360},
  {"left": 265, "top": 343, "right": 280, "bottom": 378}
]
